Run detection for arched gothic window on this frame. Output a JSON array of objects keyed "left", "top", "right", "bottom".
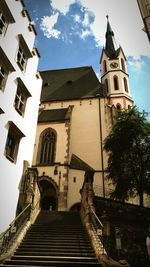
[
  {"left": 105, "top": 79, "right": 109, "bottom": 93},
  {"left": 121, "top": 58, "right": 125, "bottom": 72},
  {"left": 116, "top": 103, "right": 121, "bottom": 110},
  {"left": 39, "top": 128, "right": 56, "bottom": 165},
  {"left": 113, "top": 76, "right": 119, "bottom": 91},
  {"left": 103, "top": 60, "right": 107, "bottom": 73},
  {"left": 123, "top": 77, "right": 128, "bottom": 92}
]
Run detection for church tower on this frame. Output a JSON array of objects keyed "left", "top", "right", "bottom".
[{"left": 100, "top": 16, "right": 133, "bottom": 110}]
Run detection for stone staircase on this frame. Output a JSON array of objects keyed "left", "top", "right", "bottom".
[{"left": 0, "top": 210, "right": 101, "bottom": 266}]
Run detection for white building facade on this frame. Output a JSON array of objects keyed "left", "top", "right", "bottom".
[
  {"left": 137, "top": 0, "right": 150, "bottom": 42},
  {"left": 0, "top": 0, "right": 42, "bottom": 232}
]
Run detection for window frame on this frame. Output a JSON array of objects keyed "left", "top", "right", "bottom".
[
  {"left": 14, "top": 78, "right": 31, "bottom": 116},
  {"left": 113, "top": 75, "right": 119, "bottom": 91},
  {"left": 0, "top": 0, "right": 15, "bottom": 37},
  {"left": 116, "top": 103, "right": 121, "bottom": 110},
  {"left": 5, "top": 121, "right": 25, "bottom": 163},
  {"left": 38, "top": 128, "right": 57, "bottom": 166},
  {"left": 121, "top": 58, "right": 126, "bottom": 72},
  {"left": 123, "top": 77, "right": 129, "bottom": 93},
  {"left": 16, "top": 34, "right": 32, "bottom": 72},
  {"left": 0, "top": 64, "right": 8, "bottom": 90},
  {"left": 0, "top": 47, "right": 15, "bottom": 91},
  {"left": 105, "top": 78, "right": 109, "bottom": 93},
  {"left": 0, "top": 11, "right": 7, "bottom": 36},
  {"left": 103, "top": 60, "right": 107, "bottom": 73}
]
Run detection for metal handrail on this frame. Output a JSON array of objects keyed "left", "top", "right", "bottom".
[
  {"left": 0, "top": 204, "right": 31, "bottom": 239},
  {"left": 90, "top": 207, "right": 103, "bottom": 228},
  {"left": 0, "top": 204, "right": 31, "bottom": 254},
  {"left": 10, "top": 204, "right": 31, "bottom": 227}
]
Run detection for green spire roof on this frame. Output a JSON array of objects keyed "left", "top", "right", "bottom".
[{"left": 105, "top": 15, "right": 118, "bottom": 59}]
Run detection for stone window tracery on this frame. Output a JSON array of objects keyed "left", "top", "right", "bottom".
[{"left": 39, "top": 128, "right": 57, "bottom": 165}]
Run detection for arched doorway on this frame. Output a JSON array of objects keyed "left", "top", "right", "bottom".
[{"left": 38, "top": 179, "right": 58, "bottom": 210}]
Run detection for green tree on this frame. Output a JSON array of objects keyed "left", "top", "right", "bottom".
[{"left": 104, "top": 107, "right": 150, "bottom": 206}]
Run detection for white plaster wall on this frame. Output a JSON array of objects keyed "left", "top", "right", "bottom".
[
  {"left": 68, "top": 169, "right": 84, "bottom": 209},
  {"left": 36, "top": 98, "right": 112, "bottom": 208},
  {"left": 0, "top": 0, "right": 42, "bottom": 232},
  {"left": 69, "top": 99, "right": 101, "bottom": 169}
]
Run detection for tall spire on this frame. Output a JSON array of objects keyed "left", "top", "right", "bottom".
[{"left": 105, "top": 15, "right": 117, "bottom": 59}]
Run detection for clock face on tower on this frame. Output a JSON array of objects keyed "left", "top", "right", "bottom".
[{"left": 110, "top": 62, "right": 118, "bottom": 69}]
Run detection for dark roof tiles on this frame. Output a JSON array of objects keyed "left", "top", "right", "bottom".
[
  {"left": 38, "top": 108, "right": 70, "bottom": 123},
  {"left": 40, "top": 66, "right": 106, "bottom": 103},
  {"left": 70, "top": 154, "right": 94, "bottom": 171}
]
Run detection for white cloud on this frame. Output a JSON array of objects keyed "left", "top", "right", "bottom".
[
  {"left": 78, "top": 0, "right": 150, "bottom": 58},
  {"left": 128, "top": 58, "right": 145, "bottom": 72},
  {"left": 81, "top": 29, "right": 92, "bottom": 39},
  {"left": 73, "top": 14, "right": 81, "bottom": 23},
  {"left": 40, "top": 0, "right": 149, "bottom": 58},
  {"left": 82, "top": 12, "right": 90, "bottom": 27},
  {"left": 50, "top": 0, "right": 75, "bottom": 15},
  {"left": 40, "top": 13, "right": 61, "bottom": 39}
]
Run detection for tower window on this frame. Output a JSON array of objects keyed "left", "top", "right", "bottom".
[
  {"left": 113, "top": 76, "right": 119, "bottom": 91},
  {"left": 39, "top": 128, "right": 57, "bottom": 165},
  {"left": 121, "top": 58, "right": 125, "bottom": 72},
  {"left": 105, "top": 79, "right": 109, "bottom": 93},
  {"left": 116, "top": 103, "right": 121, "bottom": 110},
  {"left": 123, "top": 77, "right": 128, "bottom": 93},
  {"left": 103, "top": 60, "right": 107, "bottom": 73}
]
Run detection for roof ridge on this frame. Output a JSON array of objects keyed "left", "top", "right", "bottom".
[{"left": 40, "top": 66, "right": 92, "bottom": 74}]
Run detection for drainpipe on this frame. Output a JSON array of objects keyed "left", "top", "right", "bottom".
[{"left": 96, "top": 94, "right": 105, "bottom": 198}]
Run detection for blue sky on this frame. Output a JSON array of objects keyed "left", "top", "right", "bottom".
[{"left": 24, "top": 0, "right": 150, "bottom": 119}]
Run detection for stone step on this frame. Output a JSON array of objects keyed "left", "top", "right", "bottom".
[
  {"left": 14, "top": 251, "right": 95, "bottom": 257},
  {"left": 18, "top": 246, "right": 93, "bottom": 252},
  {"left": 11, "top": 255, "right": 98, "bottom": 261},
  {"left": 0, "top": 211, "right": 100, "bottom": 267},
  {"left": 2, "top": 260, "right": 100, "bottom": 266}
]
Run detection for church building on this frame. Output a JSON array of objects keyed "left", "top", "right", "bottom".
[{"left": 21, "top": 17, "right": 133, "bottom": 213}]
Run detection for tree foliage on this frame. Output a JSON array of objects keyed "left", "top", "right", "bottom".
[{"left": 104, "top": 107, "right": 150, "bottom": 206}]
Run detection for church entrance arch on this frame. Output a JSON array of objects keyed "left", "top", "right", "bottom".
[{"left": 38, "top": 177, "right": 58, "bottom": 211}]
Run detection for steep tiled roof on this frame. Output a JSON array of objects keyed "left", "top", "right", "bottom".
[
  {"left": 38, "top": 108, "right": 70, "bottom": 122},
  {"left": 40, "top": 66, "right": 106, "bottom": 103},
  {"left": 70, "top": 154, "right": 94, "bottom": 171}
]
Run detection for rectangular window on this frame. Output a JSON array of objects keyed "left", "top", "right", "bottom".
[
  {"left": 0, "top": 47, "right": 15, "bottom": 91},
  {"left": 5, "top": 122, "right": 25, "bottom": 163},
  {"left": 14, "top": 90, "right": 25, "bottom": 115},
  {"left": 5, "top": 134, "right": 17, "bottom": 161},
  {"left": 0, "top": 11, "right": 7, "bottom": 35},
  {"left": 14, "top": 78, "right": 31, "bottom": 116},
  {"left": 16, "top": 34, "right": 32, "bottom": 72},
  {"left": 0, "top": 64, "right": 8, "bottom": 90},
  {"left": 0, "top": 1, "right": 15, "bottom": 36},
  {"left": 17, "top": 46, "right": 27, "bottom": 71}
]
